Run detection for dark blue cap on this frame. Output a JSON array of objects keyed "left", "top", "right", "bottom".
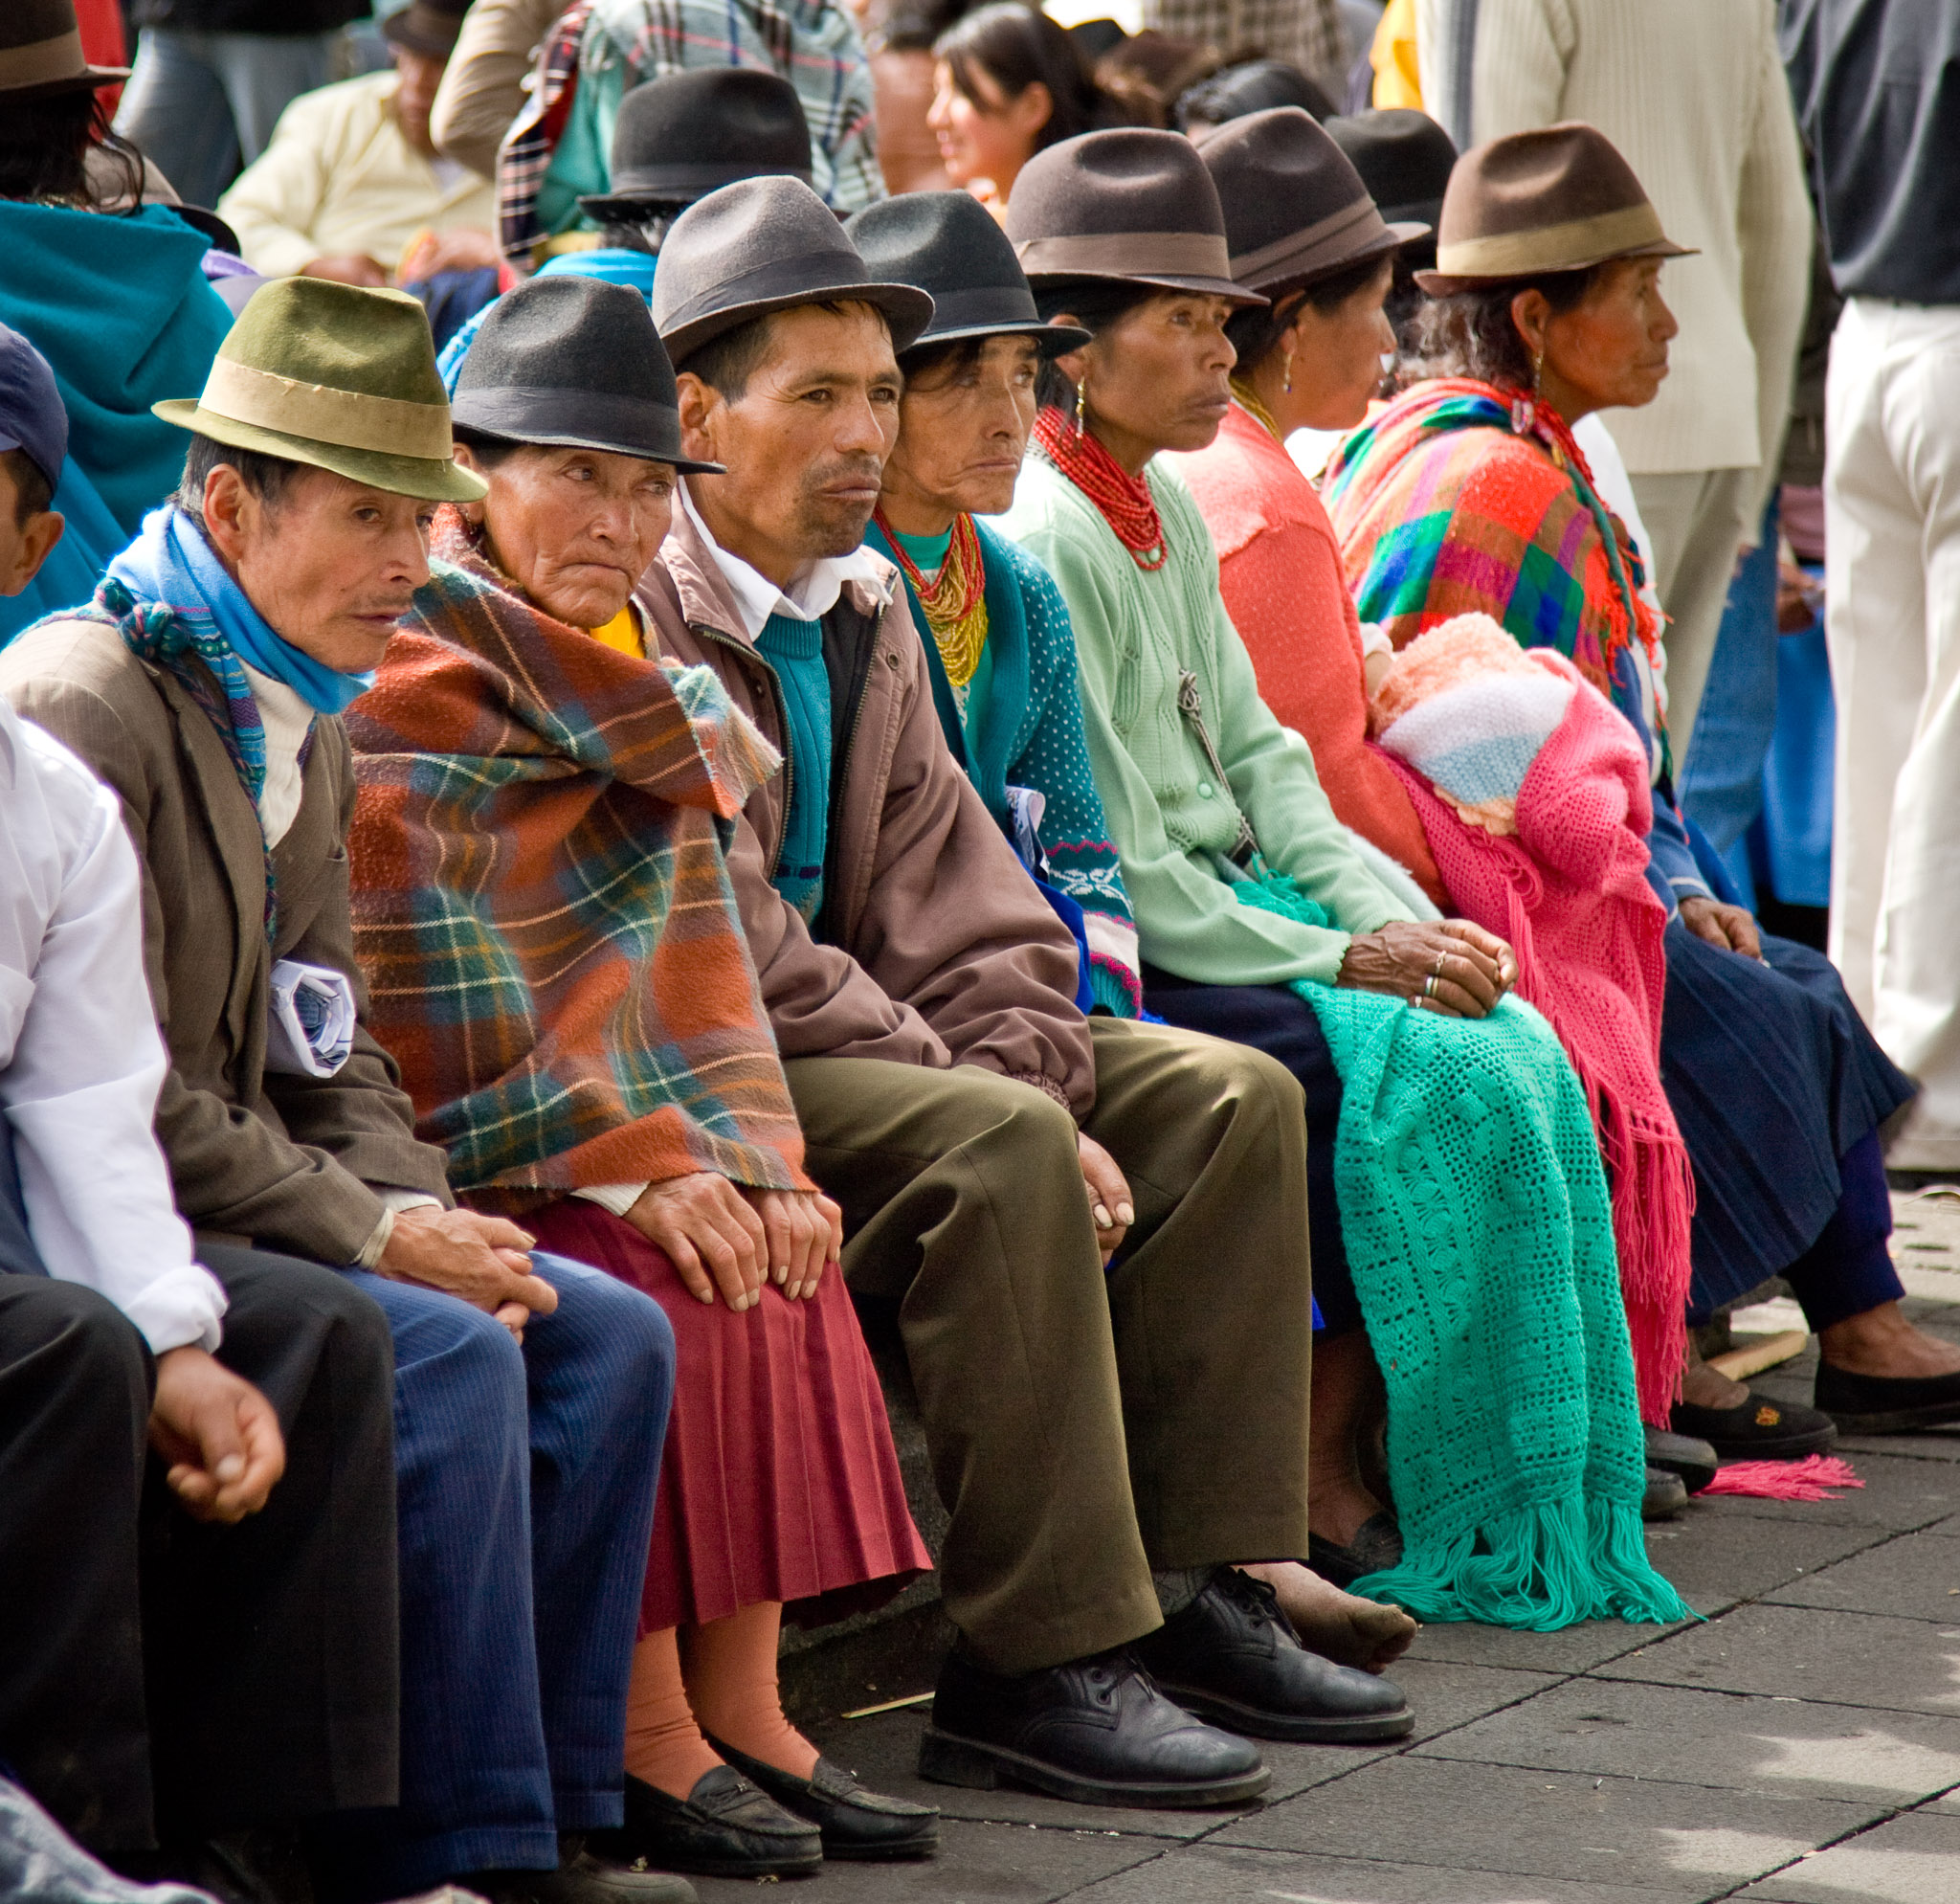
[{"left": 0, "top": 324, "right": 67, "bottom": 495}]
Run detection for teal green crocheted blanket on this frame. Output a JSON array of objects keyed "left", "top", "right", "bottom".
[{"left": 1236, "top": 875, "right": 1691, "bottom": 1629}]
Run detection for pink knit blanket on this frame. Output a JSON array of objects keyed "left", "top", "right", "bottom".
[{"left": 1380, "top": 644, "right": 1692, "bottom": 1423}]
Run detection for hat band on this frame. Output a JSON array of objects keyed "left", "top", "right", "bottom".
[
  {"left": 1435, "top": 201, "right": 1666, "bottom": 280},
  {"left": 0, "top": 27, "right": 86, "bottom": 86},
  {"left": 1231, "top": 196, "right": 1391, "bottom": 289},
  {"left": 918, "top": 283, "right": 1042, "bottom": 334},
  {"left": 657, "top": 246, "right": 900, "bottom": 336},
  {"left": 201, "top": 356, "right": 454, "bottom": 461},
  {"left": 450, "top": 386, "right": 683, "bottom": 458},
  {"left": 1013, "top": 231, "right": 1232, "bottom": 281}
]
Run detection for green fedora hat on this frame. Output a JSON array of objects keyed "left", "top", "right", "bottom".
[{"left": 155, "top": 278, "right": 486, "bottom": 503}]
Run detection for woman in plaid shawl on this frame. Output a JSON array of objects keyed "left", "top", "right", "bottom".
[{"left": 346, "top": 277, "right": 936, "bottom": 1880}]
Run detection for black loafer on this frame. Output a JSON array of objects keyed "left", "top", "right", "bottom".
[
  {"left": 702, "top": 1735, "right": 938, "bottom": 1861},
  {"left": 920, "top": 1646, "right": 1270, "bottom": 1808},
  {"left": 1305, "top": 1512, "right": 1403, "bottom": 1589},
  {"left": 590, "top": 1769, "right": 821, "bottom": 1880},
  {"left": 1815, "top": 1359, "right": 1960, "bottom": 1433},
  {"left": 1644, "top": 1425, "right": 1719, "bottom": 1494},
  {"left": 1132, "top": 1567, "right": 1413, "bottom": 1744},
  {"left": 466, "top": 1852, "right": 699, "bottom": 1904},
  {"left": 1670, "top": 1391, "right": 1837, "bottom": 1461},
  {"left": 1641, "top": 1465, "right": 1688, "bottom": 1520}
]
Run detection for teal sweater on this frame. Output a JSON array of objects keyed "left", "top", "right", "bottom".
[{"left": 753, "top": 611, "right": 830, "bottom": 923}]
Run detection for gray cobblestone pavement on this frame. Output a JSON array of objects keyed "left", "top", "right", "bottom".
[{"left": 693, "top": 1198, "right": 1960, "bottom": 1904}]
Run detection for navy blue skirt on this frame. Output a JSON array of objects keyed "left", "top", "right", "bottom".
[{"left": 1660, "top": 922, "right": 1915, "bottom": 1313}]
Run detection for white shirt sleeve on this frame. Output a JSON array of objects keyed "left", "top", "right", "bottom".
[{"left": 0, "top": 715, "right": 227, "bottom": 1354}]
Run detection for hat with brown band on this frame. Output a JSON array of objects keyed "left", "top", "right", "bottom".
[
  {"left": 1004, "top": 127, "right": 1267, "bottom": 307},
  {"left": 1415, "top": 121, "right": 1694, "bottom": 295},
  {"left": 1196, "top": 107, "right": 1425, "bottom": 299},
  {"left": 0, "top": 0, "right": 129, "bottom": 101},
  {"left": 153, "top": 278, "right": 487, "bottom": 504}
]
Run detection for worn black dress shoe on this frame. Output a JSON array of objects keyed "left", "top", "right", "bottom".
[
  {"left": 1641, "top": 1465, "right": 1688, "bottom": 1519},
  {"left": 702, "top": 1734, "right": 939, "bottom": 1860},
  {"left": 466, "top": 1851, "right": 698, "bottom": 1904},
  {"left": 1671, "top": 1390, "right": 1837, "bottom": 1460},
  {"left": 1133, "top": 1568, "right": 1413, "bottom": 1744},
  {"left": 920, "top": 1646, "right": 1270, "bottom": 1807},
  {"left": 1643, "top": 1425, "right": 1719, "bottom": 1494},
  {"left": 1305, "top": 1512, "right": 1403, "bottom": 1589},
  {"left": 590, "top": 1769, "right": 821, "bottom": 1879},
  {"left": 1815, "top": 1359, "right": 1960, "bottom": 1432}
]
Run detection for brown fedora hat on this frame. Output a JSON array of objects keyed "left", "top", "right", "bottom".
[
  {"left": 1196, "top": 107, "right": 1426, "bottom": 298},
  {"left": 1414, "top": 122, "right": 1694, "bottom": 296},
  {"left": 0, "top": 0, "right": 128, "bottom": 101},
  {"left": 1004, "top": 127, "right": 1266, "bottom": 306}
]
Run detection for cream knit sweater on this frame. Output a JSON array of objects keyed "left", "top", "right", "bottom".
[{"left": 1418, "top": 0, "right": 1811, "bottom": 496}]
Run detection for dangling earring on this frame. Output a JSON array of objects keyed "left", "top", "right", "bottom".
[
  {"left": 1282, "top": 349, "right": 1295, "bottom": 395},
  {"left": 1074, "top": 377, "right": 1087, "bottom": 437},
  {"left": 1532, "top": 348, "right": 1545, "bottom": 393}
]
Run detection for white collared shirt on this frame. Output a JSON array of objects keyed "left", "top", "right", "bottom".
[
  {"left": 679, "top": 480, "right": 889, "bottom": 639},
  {"left": 240, "top": 661, "right": 314, "bottom": 848}
]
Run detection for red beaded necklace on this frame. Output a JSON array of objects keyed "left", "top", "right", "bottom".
[{"left": 1032, "top": 405, "right": 1168, "bottom": 571}]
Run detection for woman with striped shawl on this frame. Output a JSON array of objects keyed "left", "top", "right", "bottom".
[
  {"left": 346, "top": 274, "right": 938, "bottom": 1882},
  {"left": 1325, "top": 125, "right": 1960, "bottom": 1451}
]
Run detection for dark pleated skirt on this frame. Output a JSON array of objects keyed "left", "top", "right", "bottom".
[
  {"left": 1659, "top": 923, "right": 1916, "bottom": 1313},
  {"left": 528, "top": 1199, "right": 931, "bottom": 1635}
]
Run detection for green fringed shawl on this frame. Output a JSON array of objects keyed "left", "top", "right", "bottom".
[{"left": 1236, "top": 873, "right": 1693, "bottom": 1629}]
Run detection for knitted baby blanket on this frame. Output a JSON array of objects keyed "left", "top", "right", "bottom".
[
  {"left": 1373, "top": 617, "right": 1693, "bottom": 1424},
  {"left": 1235, "top": 875, "right": 1691, "bottom": 1629}
]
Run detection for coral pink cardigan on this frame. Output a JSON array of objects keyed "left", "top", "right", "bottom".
[{"left": 1170, "top": 403, "right": 1446, "bottom": 907}]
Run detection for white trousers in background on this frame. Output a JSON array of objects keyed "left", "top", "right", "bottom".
[{"left": 1825, "top": 295, "right": 1960, "bottom": 1171}]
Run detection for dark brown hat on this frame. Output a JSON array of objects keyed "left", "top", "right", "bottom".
[
  {"left": 1415, "top": 122, "right": 1694, "bottom": 295},
  {"left": 1003, "top": 126, "right": 1265, "bottom": 306},
  {"left": 382, "top": 0, "right": 470, "bottom": 60},
  {"left": 0, "top": 0, "right": 127, "bottom": 100},
  {"left": 1196, "top": 107, "right": 1425, "bottom": 298}
]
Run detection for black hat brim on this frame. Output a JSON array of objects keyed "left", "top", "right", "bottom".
[
  {"left": 579, "top": 169, "right": 814, "bottom": 223},
  {"left": 1023, "top": 268, "right": 1267, "bottom": 308},
  {"left": 902, "top": 316, "right": 1092, "bottom": 359},
  {"left": 450, "top": 388, "right": 723, "bottom": 475},
  {"left": 661, "top": 280, "right": 937, "bottom": 369}
]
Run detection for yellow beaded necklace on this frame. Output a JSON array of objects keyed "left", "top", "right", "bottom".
[{"left": 875, "top": 506, "right": 990, "bottom": 689}]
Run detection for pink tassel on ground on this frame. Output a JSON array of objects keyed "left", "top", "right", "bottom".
[{"left": 1700, "top": 1456, "right": 1863, "bottom": 1502}]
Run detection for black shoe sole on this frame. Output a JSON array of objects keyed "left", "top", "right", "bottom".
[
  {"left": 1821, "top": 1400, "right": 1960, "bottom": 1434},
  {"left": 1704, "top": 1431, "right": 1838, "bottom": 1461},
  {"left": 1149, "top": 1679, "right": 1414, "bottom": 1745},
  {"left": 589, "top": 1832, "right": 821, "bottom": 1882},
  {"left": 916, "top": 1727, "right": 1271, "bottom": 1808},
  {"left": 816, "top": 1830, "right": 941, "bottom": 1862}
]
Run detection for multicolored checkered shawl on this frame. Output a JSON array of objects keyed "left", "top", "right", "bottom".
[
  {"left": 345, "top": 526, "right": 812, "bottom": 1204},
  {"left": 1323, "top": 378, "right": 1662, "bottom": 706},
  {"left": 497, "top": 0, "right": 595, "bottom": 265}
]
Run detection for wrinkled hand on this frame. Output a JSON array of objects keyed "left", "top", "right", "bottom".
[
  {"left": 1776, "top": 559, "right": 1823, "bottom": 635},
  {"left": 742, "top": 1186, "right": 844, "bottom": 1301},
  {"left": 1078, "top": 1132, "right": 1133, "bottom": 1266},
  {"left": 1679, "top": 894, "right": 1762, "bottom": 960},
  {"left": 378, "top": 1204, "right": 554, "bottom": 1340},
  {"left": 301, "top": 253, "right": 389, "bottom": 287},
  {"left": 150, "top": 1345, "right": 286, "bottom": 1524},
  {"left": 626, "top": 1174, "right": 768, "bottom": 1310},
  {"left": 398, "top": 227, "right": 502, "bottom": 283},
  {"left": 1336, "top": 918, "right": 1518, "bottom": 1019}
]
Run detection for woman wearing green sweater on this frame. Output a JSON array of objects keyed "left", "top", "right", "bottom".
[{"left": 997, "top": 127, "right": 1690, "bottom": 1634}]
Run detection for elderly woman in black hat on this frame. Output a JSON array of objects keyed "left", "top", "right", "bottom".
[
  {"left": 997, "top": 127, "right": 1691, "bottom": 1634},
  {"left": 345, "top": 272, "right": 938, "bottom": 1881},
  {"left": 1325, "top": 123, "right": 1960, "bottom": 1451}
]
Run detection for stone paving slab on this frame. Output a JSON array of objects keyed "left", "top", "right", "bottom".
[
  {"left": 1733, "top": 1806, "right": 1960, "bottom": 1903},
  {"left": 1212, "top": 1755, "right": 1879, "bottom": 1894},
  {"left": 1400, "top": 1614, "right": 1684, "bottom": 1674},
  {"left": 1652, "top": 1457, "right": 1957, "bottom": 1532},
  {"left": 1762, "top": 1530, "right": 1960, "bottom": 1624},
  {"left": 1598, "top": 1604, "right": 1960, "bottom": 1716},
  {"left": 1410, "top": 1678, "right": 1960, "bottom": 1806},
  {"left": 1639, "top": 1508, "right": 1883, "bottom": 1614}
]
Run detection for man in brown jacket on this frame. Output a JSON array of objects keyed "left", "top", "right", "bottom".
[
  {"left": 642, "top": 175, "right": 1413, "bottom": 1809},
  {"left": 0, "top": 280, "right": 689, "bottom": 1904}
]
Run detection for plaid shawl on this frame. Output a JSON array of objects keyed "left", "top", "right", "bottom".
[
  {"left": 346, "top": 526, "right": 811, "bottom": 1202},
  {"left": 498, "top": 0, "right": 596, "bottom": 265},
  {"left": 1323, "top": 379, "right": 1663, "bottom": 707}
]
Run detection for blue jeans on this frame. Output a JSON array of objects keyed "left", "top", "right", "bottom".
[
  {"left": 112, "top": 28, "right": 337, "bottom": 209},
  {"left": 310, "top": 1255, "right": 673, "bottom": 1902}
]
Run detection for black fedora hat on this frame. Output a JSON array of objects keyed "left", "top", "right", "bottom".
[
  {"left": 1003, "top": 127, "right": 1264, "bottom": 306},
  {"left": 1197, "top": 107, "right": 1425, "bottom": 298},
  {"left": 653, "top": 174, "right": 936, "bottom": 366},
  {"left": 0, "top": 0, "right": 128, "bottom": 100},
  {"left": 1325, "top": 109, "right": 1459, "bottom": 231},
  {"left": 844, "top": 192, "right": 1090, "bottom": 360},
  {"left": 578, "top": 68, "right": 814, "bottom": 222},
  {"left": 450, "top": 275, "right": 723, "bottom": 472},
  {"left": 382, "top": 0, "right": 468, "bottom": 59}
]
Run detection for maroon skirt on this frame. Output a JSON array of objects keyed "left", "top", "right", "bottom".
[{"left": 528, "top": 1198, "right": 930, "bottom": 1634}]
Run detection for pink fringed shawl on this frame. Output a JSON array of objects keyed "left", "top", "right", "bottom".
[{"left": 1382, "top": 649, "right": 1692, "bottom": 1423}]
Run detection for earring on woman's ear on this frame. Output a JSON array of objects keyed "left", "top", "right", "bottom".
[
  {"left": 1282, "top": 349, "right": 1294, "bottom": 395},
  {"left": 1074, "top": 378, "right": 1087, "bottom": 437},
  {"left": 1532, "top": 348, "right": 1545, "bottom": 393}
]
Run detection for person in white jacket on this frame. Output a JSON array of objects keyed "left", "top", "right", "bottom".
[{"left": 0, "top": 323, "right": 405, "bottom": 1889}]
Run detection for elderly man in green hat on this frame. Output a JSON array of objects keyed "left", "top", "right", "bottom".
[{"left": 0, "top": 279, "right": 695, "bottom": 1904}]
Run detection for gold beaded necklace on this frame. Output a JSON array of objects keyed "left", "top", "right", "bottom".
[
  {"left": 875, "top": 505, "right": 990, "bottom": 688},
  {"left": 1230, "top": 376, "right": 1282, "bottom": 441}
]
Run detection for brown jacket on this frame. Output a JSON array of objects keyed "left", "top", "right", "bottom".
[
  {"left": 643, "top": 504, "right": 1095, "bottom": 1114},
  {"left": 0, "top": 616, "right": 453, "bottom": 1265}
]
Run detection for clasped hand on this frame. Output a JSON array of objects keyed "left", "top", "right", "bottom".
[
  {"left": 377, "top": 1203, "right": 554, "bottom": 1341},
  {"left": 1336, "top": 918, "right": 1520, "bottom": 1019},
  {"left": 626, "top": 1176, "right": 844, "bottom": 1310}
]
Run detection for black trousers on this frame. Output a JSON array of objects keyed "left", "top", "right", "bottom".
[{"left": 0, "top": 1201, "right": 400, "bottom": 1853}]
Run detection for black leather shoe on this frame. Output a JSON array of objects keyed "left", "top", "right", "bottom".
[
  {"left": 590, "top": 1769, "right": 821, "bottom": 1880},
  {"left": 702, "top": 1734, "right": 939, "bottom": 1860},
  {"left": 1132, "top": 1568, "right": 1413, "bottom": 1744},
  {"left": 920, "top": 1646, "right": 1270, "bottom": 1808},
  {"left": 1305, "top": 1512, "right": 1403, "bottom": 1589},
  {"left": 1641, "top": 1465, "right": 1688, "bottom": 1519},
  {"left": 467, "top": 1852, "right": 698, "bottom": 1904},
  {"left": 1815, "top": 1359, "right": 1960, "bottom": 1432},
  {"left": 1671, "top": 1391, "right": 1837, "bottom": 1460},
  {"left": 1643, "top": 1425, "right": 1718, "bottom": 1494}
]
